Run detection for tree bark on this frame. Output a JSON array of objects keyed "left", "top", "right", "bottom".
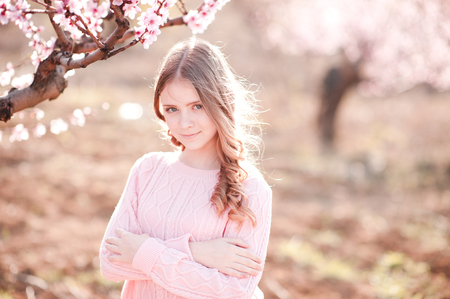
[
  {"left": 0, "top": 52, "right": 67, "bottom": 122},
  {"left": 317, "top": 57, "right": 359, "bottom": 150}
]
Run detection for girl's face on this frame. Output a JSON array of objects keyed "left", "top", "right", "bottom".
[{"left": 160, "top": 79, "right": 218, "bottom": 157}]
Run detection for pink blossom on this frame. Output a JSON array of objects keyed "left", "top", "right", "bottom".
[
  {"left": 0, "top": 3, "right": 8, "bottom": 25},
  {"left": 159, "top": 0, "right": 177, "bottom": 22},
  {"left": 124, "top": 3, "right": 141, "bottom": 19},
  {"left": 54, "top": 0, "right": 65, "bottom": 14},
  {"left": 85, "top": 0, "right": 109, "bottom": 19},
  {"left": 97, "top": 1, "right": 110, "bottom": 18},
  {"left": 141, "top": 0, "right": 158, "bottom": 6},
  {"left": 138, "top": 8, "right": 162, "bottom": 31},
  {"left": 134, "top": 25, "right": 146, "bottom": 38},
  {"left": 67, "top": 0, "right": 83, "bottom": 14},
  {"left": 163, "top": 0, "right": 177, "bottom": 8},
  {"left": 141, "top": 28, "right": 161, "bottom": 49},
  {"left": 112, "top": 0, "right": 123, "bottom": 6},
  {"left": 183, "top": 10, "right": 198, "bottom": 24},
  {"left": 52, "top": 12, "right": 66, "bottom": 25},
  {"left": 184, "top": 1, "right": 225, "bottom": 35}
]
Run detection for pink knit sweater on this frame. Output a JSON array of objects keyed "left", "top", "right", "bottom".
[{"left": 99, "top": 152, "right": 272, "bottom": 299}]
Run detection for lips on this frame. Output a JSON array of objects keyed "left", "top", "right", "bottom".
[{"left": 180, "top": 132, "right": 200, "bottom": 139}]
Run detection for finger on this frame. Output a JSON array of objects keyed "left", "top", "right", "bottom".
[
  {"left": 115, "top": 228, "right": 126, "bottom": 237},
  {"left": 105, "top": 243, "right": 120, "bottom": 254},
  {"left": 225, "top": 238, "right": 249, "bottom": 248},
  {"left": 230, "top": 262, "right": 261, "bottom": 276},
  {"left": 235, "top": 256, "right": 263, "bottom": 272},
  {"left": 105, "top": 237, "right": 120, "bottom": 245},
  {"left": 235, "top": 247, "right": 262, "bottom": 263},
  {"left": 108, "top": 254, "right": 123, "bottom": 262},
  {"left": 223, "top": 267, "right": 249, "bottom": 279}
]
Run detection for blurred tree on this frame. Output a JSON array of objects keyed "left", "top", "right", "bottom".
[
  {"left": 254, "top": 0, "right": 450, "bottom": 149},
  {"left": 0, "top": 0, "right": 229, "bottom": 123}
]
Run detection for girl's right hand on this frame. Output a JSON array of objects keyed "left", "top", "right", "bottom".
[{"left": 189, "top": 238, "right": 263, "bottom": 278}]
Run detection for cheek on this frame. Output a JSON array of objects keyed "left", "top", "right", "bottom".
[{"left": 164, "top": 116, "right": 178, "bottom": 131}]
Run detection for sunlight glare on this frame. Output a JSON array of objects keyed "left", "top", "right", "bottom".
[{"left": 119, "top": 102, "right": 143, "bottom": 120}]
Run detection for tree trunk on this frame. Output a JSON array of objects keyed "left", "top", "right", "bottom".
[{"left": 318, "top": 58, "right": 359, "bottom": 150}]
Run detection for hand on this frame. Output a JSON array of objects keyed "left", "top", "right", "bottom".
[
  {"left": 189, "top": 238, "right": 263, "bottom": 278},
  {"left": 105, "top": 228, "right": 150, "bottom": 264}
]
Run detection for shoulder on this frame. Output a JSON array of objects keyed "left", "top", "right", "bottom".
[
  {"left": 132, "top": 151, "right": 177, "bottom": 174},
  {"left": 241, "top": 161, "right": 272, "bottom": 200}
]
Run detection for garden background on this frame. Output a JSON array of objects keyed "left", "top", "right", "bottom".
[{"left": 1, "top": 1, "right": 450, "bottom": 298}]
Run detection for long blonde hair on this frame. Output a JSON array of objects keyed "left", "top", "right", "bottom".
[{"left": 153, "top": 37, "right": 261, "bottom": 227}]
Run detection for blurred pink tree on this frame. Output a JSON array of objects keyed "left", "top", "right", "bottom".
[
  {"left": 0, "top": 0, "right": 229, "bottom": 125},
  {"left": 257, "top": 0, "right": 450, "bottom": 148}
]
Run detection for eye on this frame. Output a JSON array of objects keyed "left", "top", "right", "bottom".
[
  {"left": 193, "top": 104, "right": 203, "bottom": 110},
  {"left": 165, "top": 107, "right": 178, "bottom": 113}
]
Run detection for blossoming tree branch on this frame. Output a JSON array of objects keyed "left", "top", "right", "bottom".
[{"left": 0, "top": 0, "right": 229, "bottom": 123}]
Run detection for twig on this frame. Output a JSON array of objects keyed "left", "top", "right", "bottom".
[
  {"left": 107, "top": 39, "right": 139, "bottom": 58},
  {"left": 48, "top": 13, "right": 73, "bottom": 52},
  {"left": 71, "top": 15, "right": 105, "bottom": 49},
  {"left": 24, "top": 9, "right": 56, "bottom": 14},
  {"left": 161, "top": 16, "right": 185, "bottom": 28},
  {"left": 73, "top": 42, "right": 97, "bottom": 54},
  {"left": 176, "top": 0, "right": 188, "bottom": 15},
  {"left": 29, "top": 0, "right": 56, "bottom": 10},
  {"left": 57, "top": 5, "right": 130, "bottom": 69},
  {"left": 117, "top": 30, "right": 136, "bottom": 44}
]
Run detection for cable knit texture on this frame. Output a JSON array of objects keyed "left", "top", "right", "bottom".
[{"left": 99, "top": 152, "right": 272, "bottom": 299}]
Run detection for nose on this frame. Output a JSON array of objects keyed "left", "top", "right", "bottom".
[{"left": 179, "top": 110, "right": 194, "bottom": 129}]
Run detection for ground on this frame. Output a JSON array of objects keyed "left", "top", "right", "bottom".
[{"left": 1, "top": 1, "right": 450, "bottom": 298}]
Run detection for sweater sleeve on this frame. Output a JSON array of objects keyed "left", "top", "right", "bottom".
[
  {"left": 99, "top": 155, "right": 195, "bottom": 282},
  {"left": 131, "top": 174, "right": 273, "bottom": 299}
]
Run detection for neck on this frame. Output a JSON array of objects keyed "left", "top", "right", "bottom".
[{"left": 178, "top": 148, "right": 220, "bottom": 170}]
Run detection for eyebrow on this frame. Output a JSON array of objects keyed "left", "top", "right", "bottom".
[{"left": 162, "top": 100, "right": 202, "bottom": 107}]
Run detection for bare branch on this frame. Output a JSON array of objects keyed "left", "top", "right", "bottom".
[
  {"left": 0, "top": 2, "right": 204, "bottom": 121},
  {"left": 109, "top": 17, "right": 186, "bottom": 58},
  {"left": 107, "top": 39, "right": 139, "bottom": 59},
  {"left": 48, "top": 15, "right": 73, "bottom": 52},
  {"left": 73, "top": 42, "right": 97, "bottom": 53},
  {"left": 57, "top": 5, "right": 130, "bottom": 69},
  {"left": 117, "top": 30, "right": 136, "bottom": 44},
  {"left": 0, "top": 52, "right": 67, "bottom": 122},
  {"left": 161, "top": 16, "right": 185, "bottom": 28},
  {"left": 71, "top": 14, "right": 105, "bottom": 49},
  {"left": 29, "top": 0, "right": 56, "bottom": 10},
  {"left": 106, "top": 5, "right": 130, "bottom": 49},
  {"left": 176, "top": 0, "right": 188, "bottom": 15},
  {"left": 24, "top": 9, "right": 56, "bottom": 14}
]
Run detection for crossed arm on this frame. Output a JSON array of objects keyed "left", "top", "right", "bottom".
[
  {"left": 105, "top": 229, "right": 263, "bottom": 278},
  {"left": 99, "top": 159, "right": 272, "bottom": 298}
]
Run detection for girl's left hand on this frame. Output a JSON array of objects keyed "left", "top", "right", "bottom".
[{"left": 105, "top": 228, "right": 149, "bottom": 264}]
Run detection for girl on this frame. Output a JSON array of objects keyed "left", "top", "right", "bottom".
[{"left": 99, "top": 37, "right": 272, "bottom": 299}]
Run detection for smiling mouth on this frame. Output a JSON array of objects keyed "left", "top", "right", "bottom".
[{"left": 180, "top": 132, "right": 200, "bottom": 139}]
